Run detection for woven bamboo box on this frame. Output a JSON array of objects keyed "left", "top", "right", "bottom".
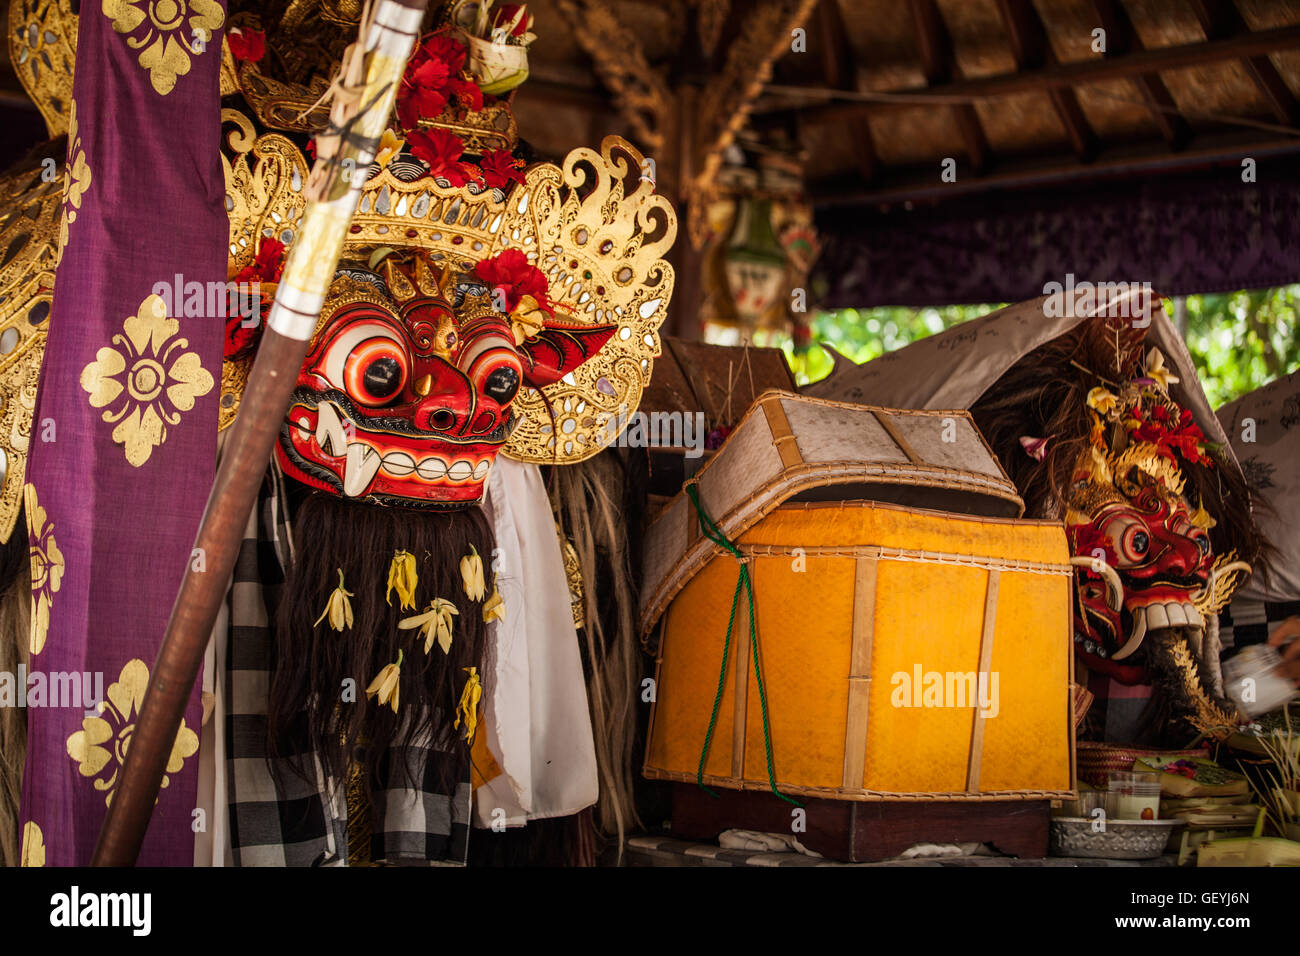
[{"left": 641, "top": 391, "right": 1075, "bottom": 801}]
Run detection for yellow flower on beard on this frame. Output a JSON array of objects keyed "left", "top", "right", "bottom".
[
  {"left": 460, "top": 545, "right": 486, "bottom": 601},
  {"left": 315, "top": 569, "right": 354, "bottom": 631},
  {"left": 399, "top": 598, "right": 459, "bottom": 655},
  {"left": 455, "top": 667, "right": 482, "bottom": 743},
  {"left": 482, "top": 580, "right": 505, "bottom": 624},
  {"left": 386, "top": 550, "right": 418, "bottom": 610},
  {"left": 366, "top": 650, "right": 403, "bottom": 714}
]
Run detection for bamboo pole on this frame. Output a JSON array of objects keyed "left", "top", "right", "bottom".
[{"left": 91, "top": 0, "right": 429, "bottom": 866}]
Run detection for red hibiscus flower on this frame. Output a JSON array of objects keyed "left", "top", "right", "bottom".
[
  {"left": 227, "top": 27, "right": 266, "bottom": 62},
  {"left": 447, "top": 76, "right": 484, "bottom": 112},
  {"left": 397, "top": 31, "right": 480, "bottom": 129},
  {"left": 421, "top": 34, "right": 468, "bottom": 74},
  {"left": 226, "top": 238, "right": 285, "bottom": 358},
  {"left": 479, "top": 149, "right": 526, "bottom": 189},
  {"left": 472, "top": 248, "right": 552, "bottom": 315},
  {"left": 406, "top": 128, "right": 474, "bottom": 186}
]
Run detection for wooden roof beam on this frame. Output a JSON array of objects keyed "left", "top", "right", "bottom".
[
  {"left": 997, "top": 0, "right": 1098, "bottom": 160},
  {"left": 809, "top": 132, "right": 1300, "bottom": 208},
  {"left": 1092, "top": 0, "right": 1191, "bottom": 149},
  {"left": 816, "top": 0, "right": 878, "bottom": 181},
  {"left": 908, "top": 0, "right": 992, "bottom": 173},
  {"left": 1188, "top": 0, "right": 1300, "bottom": 127},
  {"left": 759, "top": 22, "right": 1300, "bottom": 125}
]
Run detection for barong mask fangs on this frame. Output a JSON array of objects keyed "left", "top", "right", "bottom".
[{"left": 276, "top": 257, "right": 616, "bottom": 506}]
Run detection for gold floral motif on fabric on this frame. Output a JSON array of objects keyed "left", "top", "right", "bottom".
[
  {"left": 65, "top": 658, "right": 200, "bottom": 806},
  {"left": 25, "top": 482, "right": 63, "bottom": 655},
  {"left": 101, "top": 0, "right": 225, "bottom": 96},
  {"left": 80, "top": 293, "right": 214, "bottom": 467}
]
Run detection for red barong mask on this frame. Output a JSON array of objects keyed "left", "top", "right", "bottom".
[{"left": 275, "top": 254, "right": 615, "bottom": 506}]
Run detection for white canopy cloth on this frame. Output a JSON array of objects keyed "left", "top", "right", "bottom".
[
  {"left": 804, "top": 289, "right": 1239, "bottom": 472},
  {"left": 1217, "top": 369, "right": 1300, "bottom": 606}
]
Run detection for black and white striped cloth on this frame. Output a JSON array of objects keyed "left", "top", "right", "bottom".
[
  {"left": 1219, "top": 598, "right": 1300, "bottom": 658},
  {"left": 224, "top": 467, "right": 471, "bottom": 866}
]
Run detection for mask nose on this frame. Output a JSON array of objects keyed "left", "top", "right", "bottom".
[
  {"left": 411, "top": 361, "right": 474, "bottom": 435},
  {"left": 1163, "top": 534, "right": 1203, "bottom": 575}
]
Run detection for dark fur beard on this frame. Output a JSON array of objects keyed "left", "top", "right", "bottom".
[{"left": 266, "top": 491, "right": 494, "bottom": 804}]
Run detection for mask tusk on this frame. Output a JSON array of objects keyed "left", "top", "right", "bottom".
[
  {"left": 1070, "top": 556, "right": 1123, "bottom": 612},
  {"left": 1112, "top": 606, "right": 1146, "bottom": 660},
  {"left": 1191, "top": 560, "right": 1252, "bottom": 613}
]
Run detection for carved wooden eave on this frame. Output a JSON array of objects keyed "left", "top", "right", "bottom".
[
  {"left": 689, "top": 0, "right": 818, "bottom": 239},
  {"left": 553, "top": 0, "right": 672, "bottom": 155}
]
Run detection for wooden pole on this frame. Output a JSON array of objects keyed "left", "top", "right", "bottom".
[{"left": 91, "top": 0, "right": 429, "bottom": 867}]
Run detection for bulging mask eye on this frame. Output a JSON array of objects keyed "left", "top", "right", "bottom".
[
  {"left": 318, "top": 315, "right": 411, "bottom": 407},
  {"left": 485, "top": 365, "right": 520, "bottom": 404}
]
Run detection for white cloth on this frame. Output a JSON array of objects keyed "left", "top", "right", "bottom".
[
  {"left": 476, "top": 456, "right": 598, "bottom": 826},
  {"left": 805, "top": 291, "right": 1240, "bottom": 473},
  {"left": 1217, "top": 368, "right": 1300, "bottom": 604},
  {"left": 718, "top": 829, "right": 822, "bottom": 857}
]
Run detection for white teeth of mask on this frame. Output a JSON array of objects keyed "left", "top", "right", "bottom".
[
  {"left": 1146, "top": 603, "right": 1170, "bottom": 630},
  {"left": 381, "top": 451, "right": 416, "bottom": 476}
]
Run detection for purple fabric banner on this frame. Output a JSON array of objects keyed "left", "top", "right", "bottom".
[
  {"left": 814, "top": 158, "right": 1300, "bottom": 308},
  {"left": 19, "top": 1, "right": 227, "bottom": 866}
]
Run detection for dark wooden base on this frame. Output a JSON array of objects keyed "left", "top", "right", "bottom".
[{"left": 670, "top": 784, "right": 1050, "bottom": 862}]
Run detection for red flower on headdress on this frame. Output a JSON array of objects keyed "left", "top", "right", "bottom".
[
  {"left": 479, "top": 149, "right": 526, "bottom": 189},
  {"left": 1132, "top": 402, "right": 1210, "bottom": 466},
  {"left": 448, "top": 76, "right": 484, "bottom": 112},
  {"left": 225, "top": 238, "right": 286, "bottom": 358},
  {"left": 227, "top": 27, "right": 266, "bottom": 62},
  {"left": 472, "top": 248, "right": 552, "bottom": 315},
  {"left": 243, "top": 237, "right": 286, "bottom": 283},
  {"left": 397, "top": 31, "right": 480, "bottom": 129},
  {"left": 406, "top": 129, "right": 475, "bottom": 186}
]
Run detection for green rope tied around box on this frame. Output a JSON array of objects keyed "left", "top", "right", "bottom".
[{"left": 686, "top": 482, "right": 801, "bottom": 808}]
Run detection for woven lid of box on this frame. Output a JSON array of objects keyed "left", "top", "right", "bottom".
[{"left": 639, "top": 390, "right": 1024, "bottom": 636}]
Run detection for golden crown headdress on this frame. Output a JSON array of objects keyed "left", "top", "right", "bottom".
[
  {"left": 335, "top": 137, "right": 675, "bottom": 463},
  {"left": 213, "top": 3, "right": 677, "bottom": 464}
]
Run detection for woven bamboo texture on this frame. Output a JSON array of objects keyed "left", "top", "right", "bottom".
[
  {"left": 1075, "top": 741, "right": 1210, "bottom": 790},
  {"left": 640, "top": 390, "right": 1025, "bottom": 638},
  {"left": 644, "top": 499, "right": 1075, "bottom": 802}
]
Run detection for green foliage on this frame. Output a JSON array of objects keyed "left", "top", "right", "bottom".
[
  {"left": 757, "top": 287, "right": 1300, "bottom": 407},
  {"left": 1180, "top": 287, "right": 1300, "bottom": 409}
]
